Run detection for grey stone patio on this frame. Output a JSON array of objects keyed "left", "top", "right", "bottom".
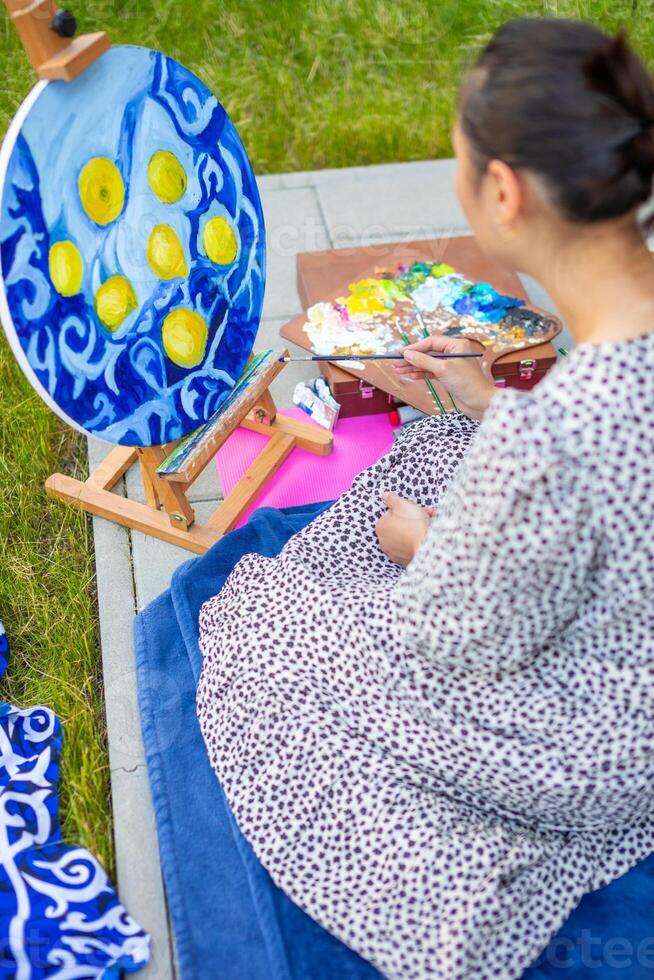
[{"left": 92, "top": 158, "right": 572, "bottom": 978}]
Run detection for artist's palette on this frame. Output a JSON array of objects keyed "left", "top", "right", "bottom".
[
  {"left": 303, "top": 261, "right": 557, "bottom": 358},
  {"left": 0, "top": 46, "right": 265, "bottom": 446}
]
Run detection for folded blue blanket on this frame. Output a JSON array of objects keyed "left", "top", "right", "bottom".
[{"left": 134, "top": 503, "right": 654, "bottom": 980}]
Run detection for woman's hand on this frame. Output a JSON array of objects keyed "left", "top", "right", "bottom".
[
  {"left": 394, "top": 333, "right": 497, "bottom": 420},
  {"left": 375, "top": 492, "right": 432, "bottom": 567}
]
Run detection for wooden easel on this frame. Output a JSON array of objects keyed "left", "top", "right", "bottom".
[
  {"left": 46, "top": 351, "right": 332, "bottom": 554},
  {"left": 5, "top": 2, "right": 332, "bottom": 553},
  {"left": 4, "top": 0, "right": 109, "bottom": 80}
]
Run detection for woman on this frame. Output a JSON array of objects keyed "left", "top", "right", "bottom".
[{"left": 198, "top": 18, "right": 654, "bottom": 979}]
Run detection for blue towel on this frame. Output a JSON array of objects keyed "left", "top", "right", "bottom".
[{"left": 134, "top": 503, "right": 654, "bottom": 980}]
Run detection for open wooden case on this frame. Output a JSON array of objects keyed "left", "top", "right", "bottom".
[{"left": 283, "top": 236, "right": 561, "bottom": 416}]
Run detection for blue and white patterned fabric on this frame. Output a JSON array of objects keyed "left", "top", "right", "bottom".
[
  {"left": 0, "top": 617, "right": 150, "bottom": 977},
  {"left": 0, "top": 621, "right": 9, "bottom": 678}
]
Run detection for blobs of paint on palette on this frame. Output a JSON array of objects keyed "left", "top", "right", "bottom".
[
  {"left": 49, "top": 241, "right": 83, "bottom": 296},
  {"left": 303, "top": 260, "right": 557, "bottom": 357},
  {"left": 342, "top": 278, "right": 403, "bottom": 315},
  {"left": 78, "top": 157, "right": 125, "bottom": 225},
  {"left": 147, "top": 224, "right": 188, "bottom": 279},
  {"left": 95, "top": 276, "right": 138, "bottom": 332},
  {"left": 162, "top": 308, "right": 208, "bottom": 368},
  {"left": 304, "top": 301, "right": 399, "bottom": 357}
]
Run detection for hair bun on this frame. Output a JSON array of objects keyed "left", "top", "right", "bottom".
[
  {"left": 462, "top": 19, "right": 654, "bottom": 223},
  {"left": 584, "top": 33, "right": 654, "bottom": 130}
]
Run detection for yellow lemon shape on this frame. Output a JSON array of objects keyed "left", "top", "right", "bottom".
[
  {"left": 78, "top": 157, "right": 125, "bottom": 225},
  {"left": 162, "top": 309, "right": 208, "bottom": 368},
  {"left": 49, "top": 241, "right": 83, "bottom": 296},
  {"left": 95, "top": 276, "right": 138, "bottom": 331},
  {"left": 148, "top": 150, "right": 187, "bottom": 204},
  {"left": 147, "top": 224, "right": 188, "bottom": 280},
  {"left": 203, "top": 216, "right": 238, "bottom": 265}
]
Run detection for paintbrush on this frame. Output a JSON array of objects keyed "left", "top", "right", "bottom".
[
  {"left": 278, "top": 353, "right": 482, "bottom": 362},
  {"left": 395, "top": 323, "right": 448, "bottom": 414},
  {"left": 412, "top": 307, "right": 460, "bottom": 413}
]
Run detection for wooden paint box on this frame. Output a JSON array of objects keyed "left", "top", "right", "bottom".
[
  {"left": 286, "top": 238, "right": 559, "bottom": 409},
  {"left": 492, "top": 349, "right": 557, "bottom": 389},
  {"left": 320, "top": 344, "right": 555, "bottom": 419},
  {"left": 319, "top": 360, "right": 399, "bottom": 417}
]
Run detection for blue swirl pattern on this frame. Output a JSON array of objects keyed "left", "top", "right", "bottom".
[
  {"left": 0, "top": 618, "right": 150, "bottom": 975},
  {"left": 0, "top": 46, "right": 265, "bottom": 446}
]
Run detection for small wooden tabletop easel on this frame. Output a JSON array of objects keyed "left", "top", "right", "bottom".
[{"left": 4, "top": 2, "right": 332, "bottom": 554}]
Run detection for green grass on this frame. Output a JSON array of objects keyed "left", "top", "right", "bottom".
[{"left": 0, "top": 0, "right": 652, "bottom": 875}]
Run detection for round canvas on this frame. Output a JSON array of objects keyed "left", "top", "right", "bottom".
[{"left": 0, "top": 46, "right": 265, "bottom": 446}]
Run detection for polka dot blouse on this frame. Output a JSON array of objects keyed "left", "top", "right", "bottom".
[{"left": 198, "top": 334, "right": 654, "bottom": 979}]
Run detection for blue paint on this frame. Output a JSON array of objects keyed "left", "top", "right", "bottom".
[
  {"left": 0, "top": 46, "right": 266, "bottom": 446},
  {"left": 452, "top": 281, "right": 525, "bottom": 322}
]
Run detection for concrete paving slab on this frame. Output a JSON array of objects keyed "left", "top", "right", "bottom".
[
  {"left": 130, "top": 500, "right": 219, "bottom": 611},
  {"left": 89, "top": 437, "right": 174, "bottom": 980},
  {"left": 260, "top": 186, "right": 331, "bottom": 321},
  {"left": 256, "top": 317, "right": 316, "bottom": 406},
  {"left": 94, "top": 516, "right": 143, "bottom": 772},
  {"left": 331, "top": 226, "right": 471, "bottom": 252},
  {"left": 316, "top": 159, "right": 468, "bottom": 247},
  {"left": 111, "top": 766, "right": 175, "bottom": 980},
  {"left": 124, "top": 456, "right": 223, "bottom": 506},
  {"left": 262, "top": 158, "right": 449, "bottom": 190}
]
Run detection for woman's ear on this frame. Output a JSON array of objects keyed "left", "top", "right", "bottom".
[{"left": 486, "top": 159, "right": 523, "bottom": 229}]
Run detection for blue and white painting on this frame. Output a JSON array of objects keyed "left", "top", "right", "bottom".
[{"left": 0, "top": 46, "right": 266, "bottom": 446}]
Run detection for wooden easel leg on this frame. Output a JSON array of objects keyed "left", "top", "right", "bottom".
[
  {"left": 206, "top": 432, "right": 295, "bottom": 536},
  {"left": 46, "top": 473, "right": 220, "bottom": 554},
  {"left": 241, "top": 413, "right": 332, "bottom": 455},
  {"left": 45, "top": 355, "right": 334, "bottom": 553},
  {"left": 137, "top": 448, "right": 195, "bottom": 532},
  {"left": 87, "top": 446, "right": 137, "bottom": 490},
  {"left": 139, "top": 453, "right": 163, "bottom": 510}
]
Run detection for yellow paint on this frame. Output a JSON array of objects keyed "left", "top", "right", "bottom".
[
  {"left": 162, "top": 308, "right": 208, "bottom": 368},
  {"left": 95, "top": 276, "right": 138, "bottom": 331},
  {"left": 203, "top": 216, "right": 238, "bottom": 265},
  {"left": 339, "top": 278, "right": 397, "bottom": 315},
  {"left": 78, "top": 157, "right": 124, "bottom": 225},
  {"left": 147, "top": 224, "right": 188, "bottom": 279},
  {"left": 148, "top": 150, "right": 187, "bottom": 204},
  {"left": 345, "top": 293, "right": 386, "bottom": 314},
  {"left": 49, "top": 241, "right": 83, "bottom": 296}
]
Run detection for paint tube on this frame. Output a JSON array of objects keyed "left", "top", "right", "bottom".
[{"left": 293, "top": 378, "right": 340, "bottom": 430}]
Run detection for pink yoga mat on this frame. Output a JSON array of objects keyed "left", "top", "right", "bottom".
[{"left": 215, "top": 408, "right": 394, "bottom": 528}]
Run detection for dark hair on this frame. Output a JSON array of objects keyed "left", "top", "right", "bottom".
[{"left": 460, "top": 18, "right": 654, "bottom": 223}]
